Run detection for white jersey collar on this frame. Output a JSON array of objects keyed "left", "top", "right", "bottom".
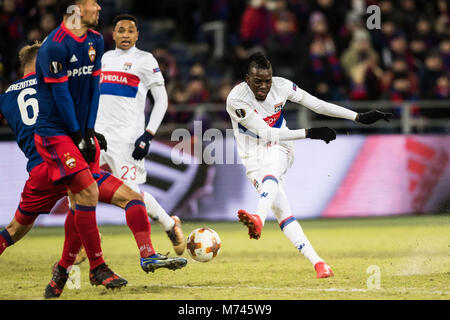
[{"left": 115, "top": 45, "right": 138, "bottom": 55}]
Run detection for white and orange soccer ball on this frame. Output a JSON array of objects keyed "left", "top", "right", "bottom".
[{"left": 186, "top": 228, "right": 222, "bottom": 262}]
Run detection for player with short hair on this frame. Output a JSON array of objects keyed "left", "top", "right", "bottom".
[
  {"left": 226, "top": 52, "right": 392, "bottom": 278},
  {"left": 95, "top": 14, "right": 186, "bottom": 255},
  {"left": 0, "top": 42, "right": 187, "bottom": 299},
  {"left": 33, "top": 0, "right": 123, "bottom": 292}
]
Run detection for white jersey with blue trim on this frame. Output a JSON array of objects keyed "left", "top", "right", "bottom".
[
  {"left": 226, "top": 77, "right": 297, "bottom": 159},
  {"left": 95, "top": 46, "right": 164, "bottom": 144}
]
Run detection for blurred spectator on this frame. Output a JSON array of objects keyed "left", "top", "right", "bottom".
[
  {"left": 212, "top": 79, "right": 233, "bottom": 123},
  {"left": 409, "top": 36, "right": 428, "bottom": 66},
  {"left": 0, "top": 0, "right": 25, "bottom": 81},
  {"left": 371, "top": 16, "right": 398, "bottom": 66},
  {"left": 265, "top": 0, "right": 288, "bottom": 13},
  {"left": 213, "top": 79, "right": 233, "bottom": 104},
  {"left": 285, "top": 0, "right": 310, "bottom": 34},
  {"left": 340, "top": 30, "right": 382, "bottom": 100},
  {"left": 419, "top": 51, "right": 445, "bottom": 99},
  {"left": 439, "top": 38, "right": 450, "bottom": 74},
  {"left": 240, "top": 0, "right": 275, "bottom": 47},
  {"left": 418, "top": 52, "right": 449, "bottom": 123},
  {"left": 0, "top": 0, "right": 25, "bottom": 41},
  {"left": 153, "top": 45, "right": 179, "bottom": 85},
  {"left": 297, "top": 36, "right": 345, "bottom": 100},
  {"left": 266, "top": 10, "right": 305, "bottom": 80},
  {"left": 189, "top": 62, "right": 206, "bottom": 79},
  {"left": 167, "top": 83, "right": 192, "bottom": 124},
  {"left": 337, "top": 11, "right": 364, "bottom": 55},
  {"left": 384, "top": 33, "right": 417, "bottom": 71},
  {"left": 434, "top": 74, "right": 450, "bottom": 99},
  {"left": 311, "top": 0, "right": 347, "bottom": 40},
  {"left": 378, "top": 0, "right": 396, "bottom": 17},
  {"left": 384, "top": 59, "right": 419, "bottom": 102},
  {"left": 411, "top": 16, "right": 438, "bottom": 56},
  {"left": 26, "top": 28, "right": 43, "bottom": 43},
  {"left": 38, "top": 0, "right": 59, "bottom": 9},
  {"left": 306, "top": 11, "right": 334, "bottom": 47},
  {"left": 434, "top": 0, "right": 450, "bottom": 39},
  {"left": 380, "top": 58, "right": 421, "bottom": 130},
  {"left": 396, "top": 0, "right": 419, "bottom": 34},
  {"left": 186, "top": 76, "right": 210, "bottom": 104},
  {"left": 389, "top": 77, "right": 417, "bottom": 103},
  {"left": 39, "top": 12, "right": 57, "bottom": 36},
  {"left": 381, "top": 59, "right": 419, "bottom": 96}
]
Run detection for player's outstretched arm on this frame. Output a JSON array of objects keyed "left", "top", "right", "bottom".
[
  {"left": 233, "top": 105, "right": 336, "bottom": 143},
  {"left": 289, "top": 83, "right": 393, "bottom": 125}
]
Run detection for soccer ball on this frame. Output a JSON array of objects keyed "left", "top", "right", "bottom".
[{"left": 186, "top": 228, "right": 222, "bottom": 262}]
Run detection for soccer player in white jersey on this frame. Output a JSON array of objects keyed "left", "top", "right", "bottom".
[
  {"left": 95, "top": 14, "right": 185, "bottom": 255},
  {"left": 226, "top": 53, "right": 392, "bottom": 278}
]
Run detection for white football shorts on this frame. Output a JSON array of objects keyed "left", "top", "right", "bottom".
[
  {"left": 242, "top": 142, "right": 294, "bottom": 192},
  {"left": 99, "top": 142, "right": 147, "bottom": 188}
]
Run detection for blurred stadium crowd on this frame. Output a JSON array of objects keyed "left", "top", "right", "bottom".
[{"left": 0, "top": 0, "right": 449, "bottom": 133}]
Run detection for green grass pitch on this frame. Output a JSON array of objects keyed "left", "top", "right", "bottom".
[{"left": 0, "top": 215, "right": 449, "bottom": 300}]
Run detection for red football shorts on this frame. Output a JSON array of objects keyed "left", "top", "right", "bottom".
[
  {"left": 17, "top": 161, "right": 67, "bottom": 216},
  {"left": 34, "top": 134, "right": 100, "bottom": 192},
  {"left": 15, "top": 161, "right": 124, "bottom": 224}
]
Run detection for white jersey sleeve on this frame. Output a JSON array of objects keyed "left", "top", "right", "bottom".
[
  {"left": 226, "top": 96, "right": 254, "bottom": 124},
  {"left": 146, "top": 84, "right": 168, "bottom": 134},
  {"left": 226, "top": 92, "right": 306, "bottom": 142},
  {"left": 285, "top": 79, "right": 357, "bottom": 121},
  {"left": 139, "top": 53, "right": 165, "bottom": 90}
]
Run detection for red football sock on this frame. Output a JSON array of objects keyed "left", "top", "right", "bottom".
[
  {"left": 125, "top": 200, "right": 155, "bottom": 258},
  {"left": 0, "top": 229, "right": 13, "bottom": 255},
  {"left": 58, "top": 209, "right": 82, "bottom": 270},
  {"left": 74, "top": 204, "right": 105, "bottom": 270}
]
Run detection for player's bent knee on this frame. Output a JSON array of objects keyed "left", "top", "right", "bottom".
[
  {"left": 6, "top": 216, "right": 35, "bottom": 242},
  {"left": 74, "top": 182, "right": 99, "bottom": 206},
  {"left": 64, "top": 168, "right": 97, "bottom": 195},
  {"left": 110, "top": 184, "right": 143, "bottom": 209}
]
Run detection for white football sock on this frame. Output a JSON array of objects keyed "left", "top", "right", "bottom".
[
  {"left": 255, "top": 177, "right": 279, "bottom": 225},
  {"left": 272, "top": 183, "right": 323, "bottom": 266},
  {"left": 142, "top": 191, "right": 175, "bottom": 231},
  {"left": 281, "top": 220, "right": 323, "bottom": 266}
]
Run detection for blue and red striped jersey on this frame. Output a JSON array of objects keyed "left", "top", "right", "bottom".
[{"left": 35, "top": 22, "right": 104, "bottom": 137}]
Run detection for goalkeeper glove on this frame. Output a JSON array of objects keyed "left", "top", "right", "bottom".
[
  {"left": 306, "top": 127, "right": 337, "bottom": 144},
  {"left": 356, "top": 110, "right": 393, "bottom": 124},
  {"left": 132, "top": 130, "right": 154, "bottom": 160},
  {"left": 94, "top": 131, "right": 107, "bottom": 152}
]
